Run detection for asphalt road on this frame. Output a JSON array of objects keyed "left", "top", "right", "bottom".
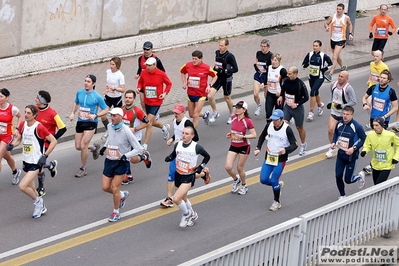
[{"left": 0, "top": 62, "right": 399, "bottom": 266}]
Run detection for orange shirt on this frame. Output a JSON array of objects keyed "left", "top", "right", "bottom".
[{"left": 369, "top": 14, "right": 396, "bottom": 39}]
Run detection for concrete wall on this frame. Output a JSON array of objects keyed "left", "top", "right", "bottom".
[{"left": 0, "top": 0, "right": 396, "bottom": 79}]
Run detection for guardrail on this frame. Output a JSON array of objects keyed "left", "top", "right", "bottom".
[{"left": 180, "top": 176, "right": 399, "bottom": 266}]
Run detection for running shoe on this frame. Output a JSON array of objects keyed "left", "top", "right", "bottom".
[
  {"left": 37, "top": 187, "right": 46, "bottom": 197},
  {"left": 179, "top": 212, "right": 191, "bottom": 228},
  {"left": 160, "top": 197, "right": 174, "bottom": 208},
  {"left": 338, "top": 195, "right": 346, "bottom": 200},
  {"left": 12, "top": 168, "right": 21, "bottom": 185},
  {"left": 340, "top": 65, "right": 348, "bottom": 71},
  {"left": 187, "top": 211, "right": 198, "bottom": 227},
  {"left": 32, "top": 197, "right": 47, "bottom": 219},
  {"left": 119, "top": 191, "right": 129, "bottom": 209},
  {"left": 269, "top": 201, "right": 281, "bottom": 211},
  {"left": 121, "top": 175, "right": 134, "bottom": 185},
  {"left": 306, "top": 112, "right": 314, "bottom": 122},
  {"left": 142, "top": 150, "right": 152, "bottom": 168},
  {"left": 317, "top": 102, "right": 325, "bottom": 116},
  {"left": 92, "top": 143, "right": 100, "bottom": 160},
  {"left": 299, "top": 142, "right": 307, "bottom": 156},
  {"left": 231, "top": 178, "right": 241, "bottom": 193},
  {"left": 203, "top": 110, "right": 210, "bottom": 125},
  {"left": 49, "top": 160, "right": 58, "bottom": 178},
  {"left": 101, "top": 131, "right": 109, "bottom": 140},
  {"left": 356, "top": 171, "right": 366, "bottom": 189},
  {"left": 254, "top": 105, "right": 262, "bottom": 116},
  {"left": 279, "top": 180, "right": 284, "bottom": 197},
  {"left": 162, "top": 124, "right": 170, "bottom": 140},
  {"left": 227, "top": 115, "right": 233, "bottom": 125},
  {"left": 392, "top": 122, "right": 399, "bottom": 132},
  {"left": 289, "top": 118, "right": 295, "bottom": 125},
  {"left": 155, "top": 112, "right": 160, "bottom": 121},
  {"left": 208, "top": 112, "right": 220, "bottom": 123},
  {"left": 238, "top": 185, "right": 248, "bottom": 195},
  {"left": 363, "top": 165, "right": 372, "bottom": 175},
  {"left": 201, "top": 167, "right": 211, "bottom": 184},
  {"left": 324, "top": 72, "right": 332, "bottom": 82},
  {"left": 75, "top": 167, "right": 87, "bottom": 178},
  {"left": 325, "top": 147, "right": 336, "bottom": 158},
  {"left": 108, "top": 211, "right": 120, "bottom": 222}
]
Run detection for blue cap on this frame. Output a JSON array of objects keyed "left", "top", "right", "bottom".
[{"left": 270, "top": 109, "right": 284, "bottom": 120}]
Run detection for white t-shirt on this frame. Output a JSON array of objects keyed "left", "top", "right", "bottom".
[{"left": 106, "top": 69, "right": 125, "bottom": 98}]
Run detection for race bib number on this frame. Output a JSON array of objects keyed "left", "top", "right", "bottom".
[
  {"left": 145, "top": 86, "right": 157, "bottom": 98},
  {"left": 337, "top": 136, "right": 350, "bottom": 151},
  {"left": 106, "top": 145, "right": 120, "bottom": 160},
  {"left": 23, "top": 139, "right": 33, "bottom": 156},
  {"left": 377, "top": 28, "right": 386, "bottom": 36},
  {"left": 309, "top": 65, "right": 320, "bottom": 76},
  {"left": 257, "top": 62, "right": 267, "bottom": 73},
  {"left": 188, "top": 76, "right": 200, "bottom": 89},
  {"left": 214, "top": 62, "right": 223, "bottom": 69},
  {"left": 266, "top": 153, "right": 278, "bottom": 166},
  {"left": 372, "top": 97, "right": 385, "bottom": 112},
  {"left": 0, "top": 122, "right": 7, "bottom": 134},
  {"left": 370, "top": 72, "right": 379, "bottom": 83},
  {"left": 374, "top": 149, "right": 387, "bottom": 162},
  {"left": 78, "top": 107, "right": 91, "bottom": 120},
  {"left": 285, "top": 94, "right": 295, "bottom": 106},
  {"left": 231, "top": 130, "right": 244, "bottom": 143},
  {"left": 176, "top": 155, "right": 191, "bottom": 174},
  {"left": 267, "top": 82, "right": 278, "bottom": 94}
]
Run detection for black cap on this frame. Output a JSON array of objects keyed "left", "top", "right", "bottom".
[
  {"left": 374, "top": 117, "right": 385, "bottom": 127},
  {"left": 143, "top": 41, "right": 153, "bottom": 50}
]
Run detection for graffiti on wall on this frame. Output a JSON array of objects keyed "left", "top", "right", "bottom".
[
  {"left": 0, "top": 0, "right": 16, "bottom": 24},
  {"left": 49, "top": 0, "right": 82, "bottom": 23}
]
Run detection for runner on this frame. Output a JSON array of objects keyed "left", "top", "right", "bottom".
[
  {"left": 101, "top": 56, "right": 125, "bottom": 140},
  {"left": 7, "top": 105, "right": 57, "bottom": 218},
  {"left": 225, "top": 101, "right": 256, "bottom": 195},
  {"left": 35, "top": 90, "right": 66, "bottom": 196},
  {"left": 324, "top": 3, "right": 353, "bottom": 81},
  {"left": 254, "top": 109, "right": 297, "bottom": 211},
  {"left": 180, "top": 50, "right": 217, "bottom": 128},
  {"left": 69, "top": 74, "right": 109, "bottom": 177},
  {"left": 164, "top": 126, "right": 210, "bottom": 227},
  {"left": 329, "top": 106, "right": 366, "bottom": 199},
  {"left": 302, "top": 40, "right": 333, "bottom": 121},
  {"left": 253, "top": 39, "right": 273, "bottom": 116},
  {"left": 277, "top": 66, "right": 309, "bottom": 156},
  {"left": 325, "top": 71, "right": 357, "bottom": 158},
  {"left": 136, "top": 57, "right": 172, "bottom": 151},
  {"left": 359, "top": 117, "right": 399, "bottom": 185},
  {"left": 98, "top": 108, "right": 145, "bottom": 222},
  {"left": 369, "top": 4, "right": 396, "bottom": 56},
  {"left": 207, "top": 39, "right": 239, "bottom": 124}
]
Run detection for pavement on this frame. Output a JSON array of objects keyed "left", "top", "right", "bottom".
[{"left": 2, "top": 7, "right": 399, "bottom": 265}]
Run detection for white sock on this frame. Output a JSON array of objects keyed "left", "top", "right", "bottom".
[
  {"left": 120, "top": 191, "right": 124, "bottom": 198},
  {"left": 113, "top": 209, "right": 119, "bottom": 214},
  {"left": 178, "top": 201, "right": 189, "bottom": 215},
  {"left": 185, "top": 199, "right": 193, "bottom": 213}
]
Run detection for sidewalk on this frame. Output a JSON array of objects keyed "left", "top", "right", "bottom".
[{"left": 1, "top": 7, "right": 399, "bottom": 260}]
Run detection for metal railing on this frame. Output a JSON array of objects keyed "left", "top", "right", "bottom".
[{"left": 181, "top": 177, "right": 399, "bottom": 266}]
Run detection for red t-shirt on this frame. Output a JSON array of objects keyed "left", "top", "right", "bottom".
[
  {"left": 180, "top": 62, "right": 216, "bottom": 97},
  {"left": 230, "top": 114, "right": 254, "bottom": 147},
  {"left": 137, "top": 69, "right": 172, "bottom": 106}
]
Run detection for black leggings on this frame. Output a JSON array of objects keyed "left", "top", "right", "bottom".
[
  {"left": 265, "top": 92, "right": 281, "bottom": 119},
  {"left": 372, "top": 169, "right": 391, "bottom": 185}
]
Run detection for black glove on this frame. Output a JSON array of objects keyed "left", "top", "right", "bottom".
[
  {"left": 120, "top": 155, "right": 127, "bottom": 161},
  {"left": 216, "top": 68, "right": 224, "bottom": 74},
  {"left": 388, "top": 31, "right": 393, "bottom": 36},
  {"left": 6, "top": 143, "right": 14, "bottom": 151},
  {"left": 321, "top": 67, "right": 328, "bottom": 73},
  {"left": 326, "top": 103, "right": 332, "bottom": 109},
  {"left": 165, "top": 155, "right": 173, "bottom": 162},
  {"left": 253, "top": 64, "right": 260, "bottom": 73},
  {"left": 195, "top": 164, "right": 204, "bottom": 174},
  {"left": 335, "top": 104, "right": 342, "bottom": 110},
  {"left": 99, "top": 147, "right": 106, "bottom": 156},
  {"left": 360, "top": 151, "right": 366, "bottom": 157},
  {"left": 37, "top": 155, "right": 47, "bottom": 166},
  {"left": 392, "top": 159, "right": 398, "bottom": 164},
  {"left": 369, "top": 32, "right": 373, "bottom": 39}
]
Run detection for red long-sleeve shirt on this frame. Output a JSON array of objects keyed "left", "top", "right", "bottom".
[{"left": 137, "top": 68, "right": 172, "bottom": 106}]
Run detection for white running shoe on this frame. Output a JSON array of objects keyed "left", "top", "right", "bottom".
[
  {"left": 179, "top": 212, "right": 191, "bottom": 228},
  {"left": 289, "top": 118, "right": 295, "bottom": 125},
  {"left": 208, "top": 112, "right": 220, "bottom": 123},
  {"left": 325, "top": 147, "right": 336, "bottom": 158},
  {"left": 12, "top": 169, "right": 22, "bottom": 185},
  {"left": 363, "top": 165, "right": 372, "bottom": 175},
  {"left": 299, "top": 142, "right": 307, "bottom": 156},
  {"left": 101, "top": 131, "right": 109, "bottom": 140},
  {"left": 269, "top": 201, "right": 281, "bottom": 211},
  {"left": 254, "top": 105, "right": 261, "bottom": 116},
  {"left": 187, "top": 211, "right": 198, "bottom": 227},
  {"left": 231, "top": 178, "right": 241, "bottom": 193},
  {"left": 162, "top": 124, "right": 170, "bottom": 140},
  {"left": 155, "top": 112, "right": 160, "bottom": 121},
  {"left": 338, "top": 195, "right": 346, "bottom": 200},
  {"left": 356, "top": 171, "right": 366, "bottom": 189},
  {"left": 227, "top": 115, "right": 233, "bottom": 124},
  {"left": 203, "top": 110, "right": 210, "bottom": 125},
  {"left": 238, "top": 185, "right": 248, "bottom": 195},
  {"left": 32, "top": 197, "right": 47, "bottom": 219},
  {"left": 318, "top": 102, "right": 325, "bottom": 116},
  {"left": 306, "top": 112, "right": 314, "bottom": 122}
]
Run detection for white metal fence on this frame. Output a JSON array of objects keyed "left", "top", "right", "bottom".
[{"left": 181, "top": 177, "right": 399, "bottom": 266}]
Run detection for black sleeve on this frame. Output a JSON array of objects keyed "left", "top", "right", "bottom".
[
  {"left": 256, "top": 121, "right": 271, "bottom": 150},
  {"left": 167, "top": 143, "right": 178, "bottom": 160},
  {"left": 226, "top": 54, "right": 239, "bottom": 74},
  {"left": 184, "top": 120, "right": 199, "bottom": 142},
  {"left": 324, "top": 54, "right": 333, "bottom": 67},
  {"left": 366, "top": 85, "right": 375, "bottom": 96},
  {"left": 302, "top": 53, "right": 310, "bottom": 68},
  {"left": 390, "top": 88, "right": 398, "bottom": 101},
  {"left": 298, "top": 80, "right": 309, "bottom": 106},
  {"left": 156, "top": 58, "right": 166, "bottom": 72},
  {"left": 54, "top": 127, "right": 67, "bottom": 139},
  {"left": 195, "top": 144, "right": 211, "bottom": 165},
  {"left": 285, "top": 126, "right": 298, "bottom": 154},
  {"left": 279, "top": 68, "right": 287, "bottom": 87},
  {"left": 136, "top": 56, "right": 142, "bottom": 76}
]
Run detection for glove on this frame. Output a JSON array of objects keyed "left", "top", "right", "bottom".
[
  {"left": 120, "top": 155, "right": 127, "bottom": 161},
  {"left": 99, "top": 147, "right": 106, "bottom": 156},
  {"left": 216, "top": 68, "right": 224, "bottom": 74},
  {"left": 165, "top": 155, "right": 173, "bottom": 162},
  {"left": 6, "top": 143, "right": 14, "bottom": 151},
  {"left": 321, "top": 67, "right": 328, "bottom": 74},
  {"left": 360, "top": 151, "right": 366, "bottom": 157},
  {"left": 195, "top": 164, "right": 204, "bottom": 174},
  {"left": 392, "top": 159, "right": 398, "bottom": 164},
  {"left": 38, "top": 155, "right": 47, "bottom": 166},
  {"left": 369, "top": 32, "right": 373, "bottom": 39},
  {"left": 253, "top": 64, "right": 260, "bottom": 73},
  {"left": 326, "top": 103, "right": 332, "bottom": 109},
  {"left": 388, "top": 31, "right": 393, "bottom": 36},
  {"left": 335, "top": 104, "right": 342, "bottom": 110}
]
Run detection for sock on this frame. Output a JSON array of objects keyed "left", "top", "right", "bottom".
[
  {"left": 38, "top": 173, "right": 45, "bottom": 188},
  {"left": 273, "top": 189, "right": 280, "bottom": 203},
  {"left": 91, "top": 145, "right": 97, "bottom": 151},
  {"left": 120, "top": 191, "right": 124, "bottom": 198},
  {"left": 81, "top": 166, "right": 86, "bottom": 170},
  {"left": 102, "top": 119, "right": 109, "bottom": 128},
  {"left": 185, "top": 199, "right": 193, "bottom": 213},
  {"left": 43, "top": 162, "right": 51, "bottom": 169},
  {"left": 242, "top": 183, "right": 246, "bottom": 187},
  {"left": 162, "top": 125, "right": 167, "bottom": 132},
  {"left": 113, "top": 209, "right": 119, "bottom": 214},
  {"left": 178, "top": 201, "right": 189, "bottom": 215},
  {"left": 142, "top": 143, "right": 148, "bottom": 150},
  {"left": 12, "top": 169, "right": 17, "bottom": 175},
  {"left": 34, "top": 197, "right": 40, "bottom": 203},
  {"left": 310, "top": 109, "right": 313, "bottom": 113}
]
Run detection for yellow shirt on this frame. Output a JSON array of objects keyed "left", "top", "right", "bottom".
[{"left": 369, "top": 61, "right": 389, "bottom": 87}]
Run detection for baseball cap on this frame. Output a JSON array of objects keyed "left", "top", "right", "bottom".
[
  {"left": 108, "top": 107, "right": 123, "bottom": 116},
  {"left": 143, "top": 41, "right": 153, "bottom": 50},
  {"left": 233, "top": 101, "right": 248, "bottom": 109},
  {"left": 270, "top": 109, "right": 284, "bottom": 120},
  {"left": 173, "top": 103, "right": 186, "bottom": 114},
  {"left": 145, "top": 57, "right": 157, "bottom": 65}
]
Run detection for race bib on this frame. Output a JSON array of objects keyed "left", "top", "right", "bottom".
[
  {"left": 176, "top": 155, "right": 191, "bottom": 174},
  {"left": 0, "top": 122, "right": 7, "bottom": 134},
  {"left": 374, "top": 149, "right": 387, "bottom": 162},
  {"left": 78, "top": 107, "right": 91, "bottom": 120},
  {"left": 377, "top": 28, "right": 386, "bottom": 36},
  {"left": 266, "top": 153, "right": 278, "bottom": 166},
  {"left": 285, "top": 94, "right": 295, "bottom": 106},
  {"left": 231, "top": 130, "right": 244, "bottom": 143},
  {"left": 372, "top": 97, "right": 385, "bottom": 112},
  {"left": 370, "top": 72, "right": 379, "bottom": 83},
  {"left": 23, "top": 139, "right": 33, "bottom": 156},
  {"left": 309, "top": 65, "right": 320, "bottom": 76},
  {"left": 337, "top": 136, "right": 350, "bottom": 151},
  {"left": 267, "top": 82, "right": 278, "bottom": 94},
  {"left": 188, "top": 76, "right": 200, "bottom": 89},
  {"left": 257, "top": 62, "right": 267, "bottom": 73},
  {"left": 106, "top": 145, "right": 120, "bottom": 160},
  {"left": 214, "top": 62, "right": 223, "bottom": 70},
  {"left": 145, "top": 86, "right": 157, "bottom": 98}
]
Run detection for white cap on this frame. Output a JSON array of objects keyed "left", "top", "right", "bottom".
[
  {"left": 145, "top": 57, "right": 157, "bottom": 65},
  {"left": 108, "top": 107, "right": 123, "bottom": 116}
]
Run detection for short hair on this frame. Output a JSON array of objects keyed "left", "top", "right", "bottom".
[
  {"left": 261, "top": 39, "right": 271, "bottom": 47},
  {"left": 380, "top": 4, "right": 388, "bottom": 10},
  {"left": 343, "top": 105, "right": 354, "bottom": 114},
  {"left": 271, "top": 53, "right": 282, "bottom": 62},
  {"left": 111, "top": 57, "right": 122, "bottom": 69},
  {"left": 38, "top": 90, "right": 51, "bottom": 103},
  {"left": 313, "top": 40, "right": 322, "bottom": 46},
  {"left": 0, "top": 88, "right": 10, "bottom": 97},
  {"left": 192, "top": 50, "right": 203, "bottom": 59},
  {"left": 220, "top": 38, "right": 229, "bottom": 46},
  {"left": 26, "top": 104, "right": 38, "bottom": 117},
  {"left": 337, "top": 3, "right": 345, "bottom": 9},
  {"left": 125, "top": 90, "right": 136, "bottom": 98},
  {"left": 289, "top": 66, "right": 299, "bottom": 74},
  {"left": 381, "top": 69, "right": 393, "bottom": 81},
  {"left": 184, "top": 126, "right": 194, "bottom": 135}
]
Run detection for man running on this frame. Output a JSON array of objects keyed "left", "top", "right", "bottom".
[{"left": 369, "top": 4, "right": 396, "bottom": 56}]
